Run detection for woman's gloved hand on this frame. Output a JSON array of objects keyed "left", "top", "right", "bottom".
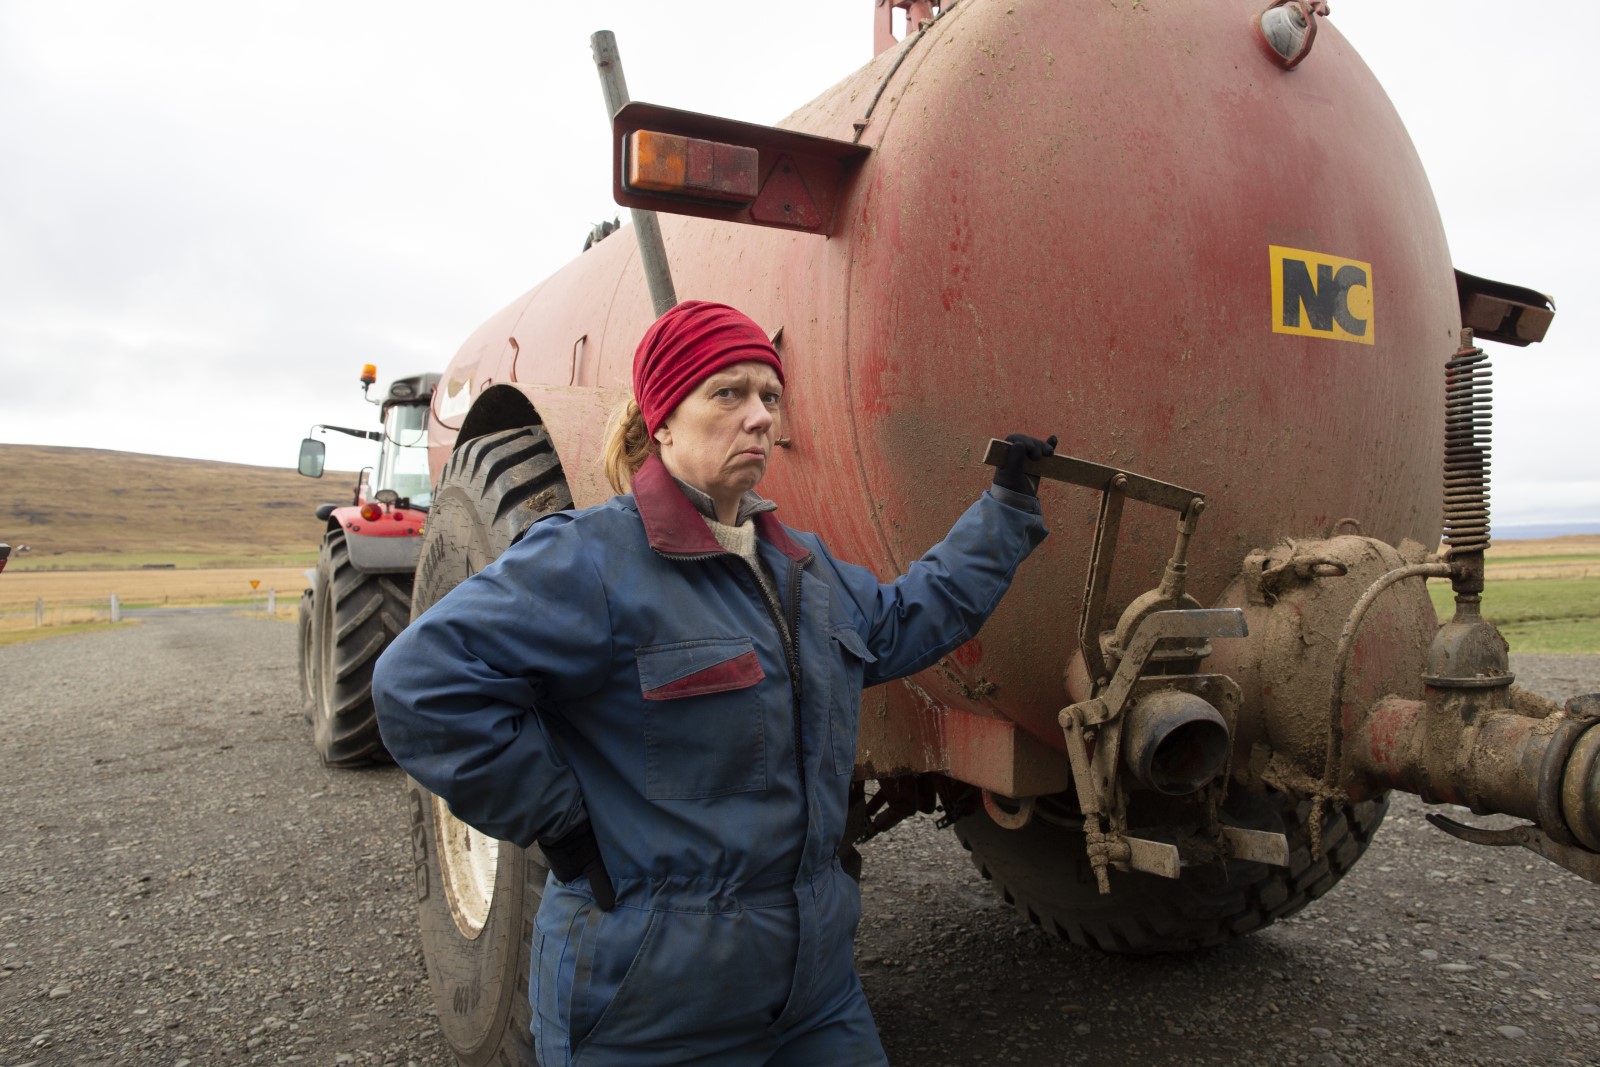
[
  {"left": 992, "top": 433, "right": 1059, "bottom": 497},
  {"left": 540, "top": 823, "right": 616, "bottom": 911}
]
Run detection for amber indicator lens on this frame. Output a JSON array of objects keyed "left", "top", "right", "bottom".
[{"left": 626, "top": 130, "right": 760, "bottom": 204}]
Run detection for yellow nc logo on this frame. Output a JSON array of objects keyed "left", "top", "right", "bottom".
[{"left": 1270, "top": 245, "right": 1374, "bottom": 345}]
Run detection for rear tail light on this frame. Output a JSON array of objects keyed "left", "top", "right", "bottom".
[{"left": 626, "top": 130, "right": 760, "bottom": 204}]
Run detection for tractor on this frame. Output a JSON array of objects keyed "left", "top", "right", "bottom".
[{"left": 295, "top": 366, "right": 437, "bottom": 765}]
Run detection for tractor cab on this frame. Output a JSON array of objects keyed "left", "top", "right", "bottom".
[
  {"left": 373, "top": 374, "right": 438, "bottom": 509},
  {"left": 297, "top": 367, "right": 438, "bottom": 510}
]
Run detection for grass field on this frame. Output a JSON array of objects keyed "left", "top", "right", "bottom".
[
  {"left": 0, "top": 443, "right": 352, "bottom": 568},
  {"left": 0, "top": 566, "right": 311, "bottom": 632},
  {"left": 1428, "top": 575, "right": 1600, "bottom": 654},
  {"left": 0, "top": 620, "right": 129, "bottom": 648},
  {"left": 3, "top": 442, "right": 1595, "bottom": 655},
  {"left": 1483, "top": 535, "right": 1600, "bottom": 580},
  {"left": 10, "top": 550, "right": 320, "bottom": 571}
]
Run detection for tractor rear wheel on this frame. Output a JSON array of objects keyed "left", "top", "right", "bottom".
[
  {"left": 404, "top": 425, "right": 571, "bottom": 1065},
  {"left": 309, "top": 529, "right": 410, "bottom": 767},
  {"left": 953, "top": 791, "right": 1388, "bottom": 953}
]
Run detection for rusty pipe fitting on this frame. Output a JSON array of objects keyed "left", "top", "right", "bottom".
[
  {"left": 1350, "top": 694, "right": 1600, "bottom": 855},
  {"left": 1349, "top": 698, "right": 1533, "bottom": 812},
  {"left": 1564, "top": 723, "right": 1600, "bottom": 851},
  {"left": 1123, "top": 689, "right": 1231, "bottom": 795}
]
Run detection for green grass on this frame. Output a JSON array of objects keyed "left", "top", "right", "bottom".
[
  {"left": 116, "top": 596, "right": 292, "bottom": 609},
  {"left": 0, "top": 621, "right": 130, "bottom": 648},
  {"left": 1496, "top": 620, "right": 1600, "bottom": 654},
  {"left": 9, "top": 550, "right": 319, "bottom": 572},
  {"left": 1428, "top": 576, "right": 1600, "bottom": 653}
]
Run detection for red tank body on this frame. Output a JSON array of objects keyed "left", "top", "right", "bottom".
[
  {"left": 429, "top": 0, "right": 1453, "bottom": 758},
  {"left": 397, "top": 5, "right": 1596, "bottom": 1056}
]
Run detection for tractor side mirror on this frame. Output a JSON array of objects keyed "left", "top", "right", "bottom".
[{"left": 297, "top": 437, "right": 326, "bottom": 478}]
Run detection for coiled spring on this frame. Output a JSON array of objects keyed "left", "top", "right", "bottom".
[{"left": 1443, "top": 340, "right": 1492, "bottom": 554}]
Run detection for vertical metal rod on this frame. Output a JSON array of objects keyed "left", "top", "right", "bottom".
[
  {"left": 1155, "top": 498, "right": 1205, "bottom": 603},
  {"left": 1078, "top": 481, "right": 1126, "bottom": 689},
  {"left": 591, "top": 30, "right": 678, "bottom": 318}
]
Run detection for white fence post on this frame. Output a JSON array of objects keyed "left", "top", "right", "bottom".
[
  {"left": 34, "top": 597, "right": 43, "bottom": 628},
  {"left": 109, "top": 594, "right": 121, "bottom": 624},
  {"left": 266, "top": 589, "right": 277, "bottom": 614}
]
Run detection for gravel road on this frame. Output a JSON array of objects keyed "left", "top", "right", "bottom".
[{"left": 1, "top": 614, "right": 1596, "bottom": 1066}]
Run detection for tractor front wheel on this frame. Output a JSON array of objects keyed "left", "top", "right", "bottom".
[{"left": 308, "top": 530, "right": 409, "bottom": 767}]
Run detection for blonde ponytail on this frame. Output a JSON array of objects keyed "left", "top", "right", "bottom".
[{"left": 602, "top": 398, "right": 657, "bottom": 494}]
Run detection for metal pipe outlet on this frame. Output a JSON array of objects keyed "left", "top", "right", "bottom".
[{"left": 1123, "top": 690, "right": 1231, "bottom": 796}]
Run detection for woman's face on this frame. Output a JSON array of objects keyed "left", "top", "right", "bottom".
[{"left": 654, "top": 360, "right": 783, "bottom": 507}]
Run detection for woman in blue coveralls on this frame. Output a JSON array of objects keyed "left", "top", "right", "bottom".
[{"left": 373, "top": 300, "right": 1055, "bottom": 1066}]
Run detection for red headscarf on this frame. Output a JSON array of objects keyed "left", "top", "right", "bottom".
[{"left": 632, "top": 301, "right": 784, "bottom": 434}]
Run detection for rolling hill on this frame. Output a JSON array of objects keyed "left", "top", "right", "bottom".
[{"left": 1, "top": 444, "right": 360, "bottom": 569}]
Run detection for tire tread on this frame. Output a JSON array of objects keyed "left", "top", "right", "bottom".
[
  {"left": 309, "top": 530, "right": 412, "bottom": 767},
  {"left": 407, "top": 424, "right": 568, "bottom": 1066},
  {"left": 957, "top": 794, "right": 1389, "bottom": 955}
]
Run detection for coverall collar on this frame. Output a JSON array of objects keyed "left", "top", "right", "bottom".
[
  {"left": 672, "top": 476, "right": 779, "bottom": 527},
  {"left": 633, "top": 453, "right": 809, "bottom": 562}
]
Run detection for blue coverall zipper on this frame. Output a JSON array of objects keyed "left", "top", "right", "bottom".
[
  {"left": 723, "top": 555, "right": 807, "bottom": 795},
  {"left": 780, "top": 560, "right": 805, "bottom": 794}
]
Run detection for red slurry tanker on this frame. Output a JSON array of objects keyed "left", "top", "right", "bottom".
[{"left": 395, "top": 2, "right": 1588, "bottom": 1060}]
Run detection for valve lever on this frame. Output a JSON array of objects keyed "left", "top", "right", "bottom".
[
  {"left": 1220, "top": 826, "right": 1291, "bottom": 867},
  {"left": 1426, "top": 813, "right": 1600, "bottom": 884}
]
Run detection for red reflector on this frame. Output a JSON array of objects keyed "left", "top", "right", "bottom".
[{"left": 360, "top": 503, "right": 383, "bottom": 521}]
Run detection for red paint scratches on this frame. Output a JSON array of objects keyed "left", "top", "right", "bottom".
[{"left": 949, "top": 639, "right": 984, "bottom": 669}]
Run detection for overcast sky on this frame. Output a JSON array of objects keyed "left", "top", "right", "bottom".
[{"left": 1, "top": 2, "right": 1594, "bottom": 528}]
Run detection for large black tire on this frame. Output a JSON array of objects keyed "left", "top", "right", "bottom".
[
  {"left": 308, "top": 529, "right": 411, "bottom": 767},
  {"left": 954, "top": 791, "right": 1389, "bottom": 953},
  {"left": 405, "top": 425, "right": 571, "bottom": 1065}
]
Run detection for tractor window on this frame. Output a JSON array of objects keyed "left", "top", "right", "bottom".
[{"left": 375, "top": 402, "right": 432, "bottom": 507}]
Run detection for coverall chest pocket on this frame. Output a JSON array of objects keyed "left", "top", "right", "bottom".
[
  {"left": 636, "top": 637, "right": 768, "bottom": 799},
  {"left": 827, "top": 625, "right": 876, "bottom": 776}
]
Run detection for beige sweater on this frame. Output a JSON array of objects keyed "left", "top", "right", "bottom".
[
  {"left": 671, "top": 477, "right": 784, "bottom": 607},
  {"left": 704, "top": 515, "right": 781, "bottom": 607}
]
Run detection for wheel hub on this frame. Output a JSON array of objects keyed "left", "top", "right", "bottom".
[{"left": 433, "top": 795, "right": 499, "bottom": 939}]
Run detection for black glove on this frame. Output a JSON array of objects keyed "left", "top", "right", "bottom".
[
  {"left": 540, "top": 823, "right": 616, "bottom": 911},
  {"left": 992, "top": 433, "right": 1059, "bottom": 497}
]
